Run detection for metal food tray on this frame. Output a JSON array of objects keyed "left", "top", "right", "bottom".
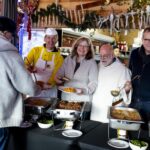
[
  {"left": 52, "top": 100, "right": 86, "bottom": 120},
  {"left": 108, "top": 106, "right": 144, "bottom": 131},
  {"left": 24, "top": 97, "right": 57, "bottom": 114}
]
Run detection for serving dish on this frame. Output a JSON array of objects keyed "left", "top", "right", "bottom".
[
  {"left": 24, "top": 97, "right": 57, "bottom": 114},
  {"left": 108, "top": 107, "right": 144, "bottom": 131},
  {"left": 52, "top": 100, "right": 86, "bottom": 120}
]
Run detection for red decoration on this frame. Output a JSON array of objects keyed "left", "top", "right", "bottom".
[{"left": 17, "top": 0, "right": 39, "bottom": 40}]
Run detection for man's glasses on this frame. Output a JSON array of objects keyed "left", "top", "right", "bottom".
[{"left": 99, "top": 54, "right": 111, "bottom": 60}]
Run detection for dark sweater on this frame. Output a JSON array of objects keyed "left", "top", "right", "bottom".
[{"left": 129, "top": 46, "right": 150, "bottom": 102}]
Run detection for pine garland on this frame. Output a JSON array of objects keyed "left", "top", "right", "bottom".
[
  {"left": 31, "top": 1, "right": 150, "bottom": 31},
  {"left": 31, "top": 3, "right": 98, "bottom": 31}
]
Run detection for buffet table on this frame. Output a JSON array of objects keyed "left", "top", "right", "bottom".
[{"left": 6, "top": 120, "right": 149, "bottom": 150}]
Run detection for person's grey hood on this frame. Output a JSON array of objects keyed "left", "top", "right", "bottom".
[{"left": 0, "top": 35, "right": 18, "bottom": 52}]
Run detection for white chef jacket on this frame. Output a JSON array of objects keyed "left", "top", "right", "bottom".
[{"left": 90, "top": 58, "right": 132, "bottom": 123}]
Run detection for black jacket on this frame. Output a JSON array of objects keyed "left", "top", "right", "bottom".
[{"left": 129, "top": 46, "right": 150, "bottom": 102}]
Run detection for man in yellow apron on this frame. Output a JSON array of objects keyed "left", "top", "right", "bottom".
[{"left": 25, "top": 28, "right": 64, "bottom": 98}]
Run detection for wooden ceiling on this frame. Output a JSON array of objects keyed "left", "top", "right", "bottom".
[{"left": 39, "top": 0, "right": 131, "bottom": 16}]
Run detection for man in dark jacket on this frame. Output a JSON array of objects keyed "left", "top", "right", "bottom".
[{"left": 129, "top": 27, "right": 150, "bottom": 129}]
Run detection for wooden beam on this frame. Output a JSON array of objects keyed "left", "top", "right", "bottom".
[
  {"left": 59, "top": 0, "right": 92, "bottom": 2},
  {"left": 76, "top": 0, "right": 106, "bottom": 10},
  {"left": 75, "top": 0, "right": 124, "bottom": 10}
]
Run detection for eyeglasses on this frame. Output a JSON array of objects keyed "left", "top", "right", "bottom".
[
  {"left": 78, "top": 45, "right": 89, "bottom": 49},
  {"left": 99, "top": 54, "right": 111, "bottom": 60}
]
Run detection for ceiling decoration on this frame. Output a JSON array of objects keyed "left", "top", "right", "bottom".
[
  {"left": 17, "top": 0, "right": 150, "bottom": 39},
  {"left": 17, "top": 0, "right": 39, "bottom": 39}
]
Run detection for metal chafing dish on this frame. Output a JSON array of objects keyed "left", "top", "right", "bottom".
[
  {"left": 52, "top": 100, "right": 86, "bottom": 120},
  {"left": 108, "top": 106, "right": 144, "bottom": 131},
  {"left": 24, "top": 97, "right": 57, "bottom": 115}
]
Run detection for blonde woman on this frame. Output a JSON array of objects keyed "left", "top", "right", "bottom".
[{"left": 55, "top": 37, "right": 98, "bottom": 118}]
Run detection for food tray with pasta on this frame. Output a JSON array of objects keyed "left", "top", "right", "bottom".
[
  {"left": 24, "top": 97, "right": 57, "bottom": 114},
  {"left": 52, "top": 100, "right": 86, "bottom": 120},
  {"left": 108, "top": 107, "right": 144, "bottom": 131}
]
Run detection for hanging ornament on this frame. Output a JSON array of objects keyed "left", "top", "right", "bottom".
[
  {"left": 113, "top": 14, "right": 121, "bottom": 32},
  {"left": 17, "top": 0, "right": 39, "bottom": 40},
  {"left": 104, "top": 0, "right": 110, "bottom": 5},
  {"left": 131, "top": 10, "right": 136, "bottom": 29},
  {"left": 109, "top": 13, "right": 114, "bottom": 35},
  {"left": 124, "top": 14, "right": 129, "bottom": 35},
  {"left": 146, "top": 5, "right": 150, "bottom": 26},
  {"left": 139, "top": 10, "right": 144, "bottom": 30}
]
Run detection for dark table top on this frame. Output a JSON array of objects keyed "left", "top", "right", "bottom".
[
  {"left": 6, "top": 120, "right": 150, "bottom": 150},
  {"left": 78, "top": 123, "right": 150, "bottom": 150}
]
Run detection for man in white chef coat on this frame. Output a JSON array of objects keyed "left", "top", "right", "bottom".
[{"left": 90, "top": 44, "right": 132, "bottom": 123}]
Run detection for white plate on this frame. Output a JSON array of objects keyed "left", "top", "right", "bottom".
[
  {"left": 58, "top": 86, "right": 76, "bottom": 93},
  {"left": 108, "top": 138, "right": 129, "bottom": 149},
  {"left": 20, "top": 121, "right": 32, "bottom": 128},
  {"left": 62, "top": 129, "right": 82, "bottom": 138}
]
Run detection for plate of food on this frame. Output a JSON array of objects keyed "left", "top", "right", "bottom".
[{"left": 58, "top": 86, "right": 76, "bottom": 93}]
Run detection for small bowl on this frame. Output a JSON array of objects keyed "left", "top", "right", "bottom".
[
  {"left": 129, "top": 140, "right": 148, "bottom": 150},
  {"left": 37, "top": 120, "right": 53, "bottom": 129}
]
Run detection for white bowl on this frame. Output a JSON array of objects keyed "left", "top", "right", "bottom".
[
  {"left": 129, "top": 140, "right": 148, "bottom": 150},
  {"left": 37, "top": 121, "right": 53, "bottom": 129}
]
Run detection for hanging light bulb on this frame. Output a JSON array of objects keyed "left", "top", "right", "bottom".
[{"left": 104, "top": 0, "right": 110, "bottom": 5}]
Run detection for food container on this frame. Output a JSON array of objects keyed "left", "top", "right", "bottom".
[
  {"left": 24, "top": 97, "right": 57, "bottom": 115},
  {"left": 52, "top": 100, "right": 86, "bottom": 120},
  {"left": 129, "top": 140, "right": 148, "bottom": 150},
  {"left": 108, "top": 106, "right": 144, "bottom": 131}
]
